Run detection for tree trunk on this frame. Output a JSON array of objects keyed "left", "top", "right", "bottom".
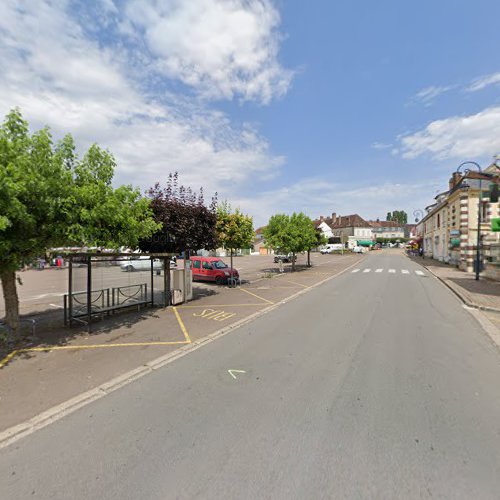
[
  {"left": 230, "top": 249, "right": 234, "bottom": 282},
  {"left": 307, "top": 250, "right": 311, "bottom": 267},
  {"left": 1, "top": 269, "right": 19, "bottom": 338},
  {"left": 292, "top": 252, "right": 296, "bottom": 272}
]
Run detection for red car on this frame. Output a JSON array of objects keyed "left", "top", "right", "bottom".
[{"left": 190, "top": 256, "right": 239, "bottom": 285}]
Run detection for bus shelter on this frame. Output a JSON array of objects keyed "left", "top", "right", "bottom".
[{"left": 62, "top": 252, "right": 175, "bottom": 331}]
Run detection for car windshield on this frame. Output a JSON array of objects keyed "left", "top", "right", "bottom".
[{"left": 212, "top": 260, "right": 228, "bottom": 269}]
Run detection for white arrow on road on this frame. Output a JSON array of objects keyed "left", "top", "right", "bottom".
[{"left": 228, "top": 369, "right": 246, "bottom": 379}]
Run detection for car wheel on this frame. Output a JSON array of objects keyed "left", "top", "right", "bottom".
[
  {"left": 125, "top": 265, "right": 134, "bottom": 272},
  {"left": 215, "top": 276, "right": 224, "bottom": 285}
]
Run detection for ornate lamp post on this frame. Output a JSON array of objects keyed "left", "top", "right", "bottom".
[{"left": 457, "top": 161, "right": 482, "bottom": 280}]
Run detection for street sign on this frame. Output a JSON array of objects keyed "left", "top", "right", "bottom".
[{"left": 492, "top": 218, "right": 500, "bottom": 232}]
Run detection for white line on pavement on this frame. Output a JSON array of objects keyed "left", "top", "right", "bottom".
[
  {"left": 375, "top": 269, "right": 383, "bottom": 273},
  {"left": 388, "top": 269, "right": 396, "bottom": 273},
  {"left": 415, "top": 270, "right": 425, "bottom": 276},
  {"left": 401, "top": 269, "right": 410, "bottom": 274},
  {"left": 351, "top": 269, "right": 360, "bottom": 273},
  {"left": 363, "top": 269, "right": 371, "bottom": 273}
]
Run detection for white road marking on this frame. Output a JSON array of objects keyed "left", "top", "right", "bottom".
[
  {"left": 363, "top": 268, "right": 371, "bottom": 273},
  {"left": 228, "top": 369, "right": 246, "bottom": 379},
  {"left": 49, "top": 303, "right": 64, "bottom": 309},
  {"left": 401, "top": 269, "right": 410, "bottom": 274},
  {"left": 388, "top": 269, "right": 396, "bottom": 273},
  {"left": 415, "top": 270, "right": 425, "bottom": 276},
  {"left": 351, "top": 269, "right": 360, "bottom": 273},
  {"left": 375, "top": 269, "right": 383, "bottom": 273}
]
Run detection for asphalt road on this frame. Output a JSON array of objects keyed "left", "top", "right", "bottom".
[{"left": 2, "top": 252, "right": 500, "bottom": 499}]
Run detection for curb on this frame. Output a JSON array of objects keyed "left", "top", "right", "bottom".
[
  {"left": 406, "top": 256, "right": 500, "bottom": 314},
  {"left": 0, "top": 256, "right": 363, "bottom": 450}
]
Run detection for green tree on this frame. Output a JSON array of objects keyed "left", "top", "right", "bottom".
[
  {"left": 0, "top": 109, "right": 159, "bottom": 336},
  {"left": 386, "top": 210, "right": 407, "bottom": 225},
  {"left": 216, "top": 202, "right": 254, "bottom": 281},
  {"left": 263, "top": 212, "right": 317, "bottom": 271}
]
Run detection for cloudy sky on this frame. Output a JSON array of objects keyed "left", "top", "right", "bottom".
[{"left": 1, "top": 0, "right": 499, "bottom": 225}]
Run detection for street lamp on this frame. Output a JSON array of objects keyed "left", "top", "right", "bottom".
[
  {"left": 413, "top": 209, "right": 424, "bottom": 223},
  {"left": 413, "top": 209, "right": 425, "bottom": 257},
  {"left": 457, "top": 161, "right": 482, "bottom": 280}
]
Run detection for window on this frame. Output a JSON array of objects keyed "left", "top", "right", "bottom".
[
  {"left": 202, "top": 261, "right": 212, "bottom": 270},
  {"left": 192, "top": 260, "right": 201, "bottom": 269}
]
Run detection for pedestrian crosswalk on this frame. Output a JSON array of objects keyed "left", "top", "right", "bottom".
[{"left": 351, "top": 268, "right": 426, "bottom": 276}]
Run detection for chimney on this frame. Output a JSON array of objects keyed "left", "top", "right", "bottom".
[
  {"left": 319, "top": 215, "right": 324, "bottom": 221},
  {"left": 331, "top": 212, "right": 337, "bottom": 224},
  {"left": 449, "top": 172, "right": 462, "bottom": 190}
]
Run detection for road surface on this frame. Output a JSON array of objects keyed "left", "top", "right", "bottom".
[{"left": 2, "top": 252, "right": 500, "bottom": 499}]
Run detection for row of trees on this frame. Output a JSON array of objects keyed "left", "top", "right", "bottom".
[{"left": 0, "top": 110, "right": 255, "bottom": 336}]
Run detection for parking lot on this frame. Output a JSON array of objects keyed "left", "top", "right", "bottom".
[{"left": 0, "top": 252, "right": 363, "bottom": 432}]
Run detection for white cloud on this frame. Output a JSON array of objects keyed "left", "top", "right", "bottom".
[
  {"left": 0, "top": 0, "right": 286, "bottom": 197},
  {"left": 466, "top": 72, "right": 500, "bottom": 92},
  {"left": 123, "top": 0, "right": 293, "bottom": 103},
  {"left": 232, "top": 178, "right": 438, "bottom": 227},
  {"left": 411, "top": 85, "right": 453, "bottom": 106},
  {"left": 399, "top": 106, "right": 500, "bottom": 160}
]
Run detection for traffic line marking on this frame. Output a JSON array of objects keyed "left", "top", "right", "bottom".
[
  {"left": 228, "top": 369, "right": 246, "bottom": 379},
  {"left": 375, "top": 269, "right": 383, "bottom": 273},
  {"left": 415, "top": 270, "right": 425, "bottom": 276},
  {"left": 239, "top": 287, "right": 274, "bottom": 304},
  {"left": 351, "top": 269, "right": 360, "bottom": 273},
  {"left": 401, "top": 269, "right": 410, "bottom": 274},
  {"left": 388, "top": 269, "right": 396, "bottom": 273},
  {"left": 173, "top": 306, "right": 191, "bottom": 343},
  {"left": 363, "top": 268, "right": 371, "bottom": 273}
]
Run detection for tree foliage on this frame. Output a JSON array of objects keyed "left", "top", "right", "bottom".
[
  {"left": 263, "top": 212, "right": 317, "bottom": 271},
  {"left": 216, "top": 202, "right": 254, "bottom": 252},
  {"left": 0, "top": 108, "right": 159, "bottom": 335},
  {"left": 386, "top": 210, "right": 408, "bottom": 225},
  {"left": 141, "top": 172, "right": 218, "bottom": 254}
]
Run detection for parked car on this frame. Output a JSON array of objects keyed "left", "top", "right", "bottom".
[
  {"left": 190, "top": 256, "right": 239, "bottom": 285},
  {"left": 320, "top": 244, "right": 344, "bottom": 254},
  {"left": 120, "top": 256, "right": 177, "bottom": 272},
  {"left": 273, "top": 253, "right": 296, "bottom": 263},
  {"left": 352, "top": 246, "right": 367, "bottom": 253}
]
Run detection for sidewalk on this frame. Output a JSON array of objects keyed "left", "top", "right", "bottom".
[{"left": 408, "top": 255, "right": 500, "bottom": 312}]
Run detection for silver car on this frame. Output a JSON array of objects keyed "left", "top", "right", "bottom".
[{"left": 120, "top": 257, "right": 176, "bottom": 272}]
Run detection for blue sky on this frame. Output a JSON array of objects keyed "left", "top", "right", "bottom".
[{"left": 1, "top": 0, "right": 500, "bottom": 225}]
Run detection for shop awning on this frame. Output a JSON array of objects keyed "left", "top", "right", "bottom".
[{"left": 357, "top": 240, "right": 374, "bottom": 247}]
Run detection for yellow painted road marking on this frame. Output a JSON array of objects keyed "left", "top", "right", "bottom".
[
  {"left": 0, "top": 341, "right": 189, "bottom": 369},
  {"left": 173, "top": 306, "right": 191, "bottom": 343},
  {"left": 193, "top": 309, "right": 237, "bottom": 322},
  {"left": 239, "top": 287, "right": 274, "bottom": 304},
  {"left": 0, "top": 350, "right": 20, "bottom": 369},
  {"left": 178, "top": 303, "right": 263, "bottom": 308}
]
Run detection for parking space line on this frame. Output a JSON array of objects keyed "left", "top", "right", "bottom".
[
  {"left": 239, "top": 287, "right": 274, "bottom": 304},
  {"left": 173, "top": 306, "right": 191, "bottom": 343},
  {"left": 178, "top": 303, "right": 263, "bottom": 308}
]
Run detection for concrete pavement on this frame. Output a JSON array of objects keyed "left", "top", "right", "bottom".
[{"left": 1, "top": 251, "right": 500, "bottom": 499}]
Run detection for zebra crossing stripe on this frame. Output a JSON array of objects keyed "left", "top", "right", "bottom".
[
  {"left": 415, "top": 270, "right": 425, "bottom": 276},
  {"left": 388, "top": 269, "right": 396, "bottom": 273},
  {"left": 401, "top": 269, "right": 409, "bottom": 274},
  {"left": 375, "top": 269, "right": 383, "bottom": 273},
  {"left": 351, "top": 269, "right": 360, "bottom": 273},
  {"left": 363, "top": 268, "right": 371, "bottom": 273}
]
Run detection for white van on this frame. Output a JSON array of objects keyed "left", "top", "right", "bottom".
[{"left": 320, "top": 244, "right": 344, "bottom": 254}]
